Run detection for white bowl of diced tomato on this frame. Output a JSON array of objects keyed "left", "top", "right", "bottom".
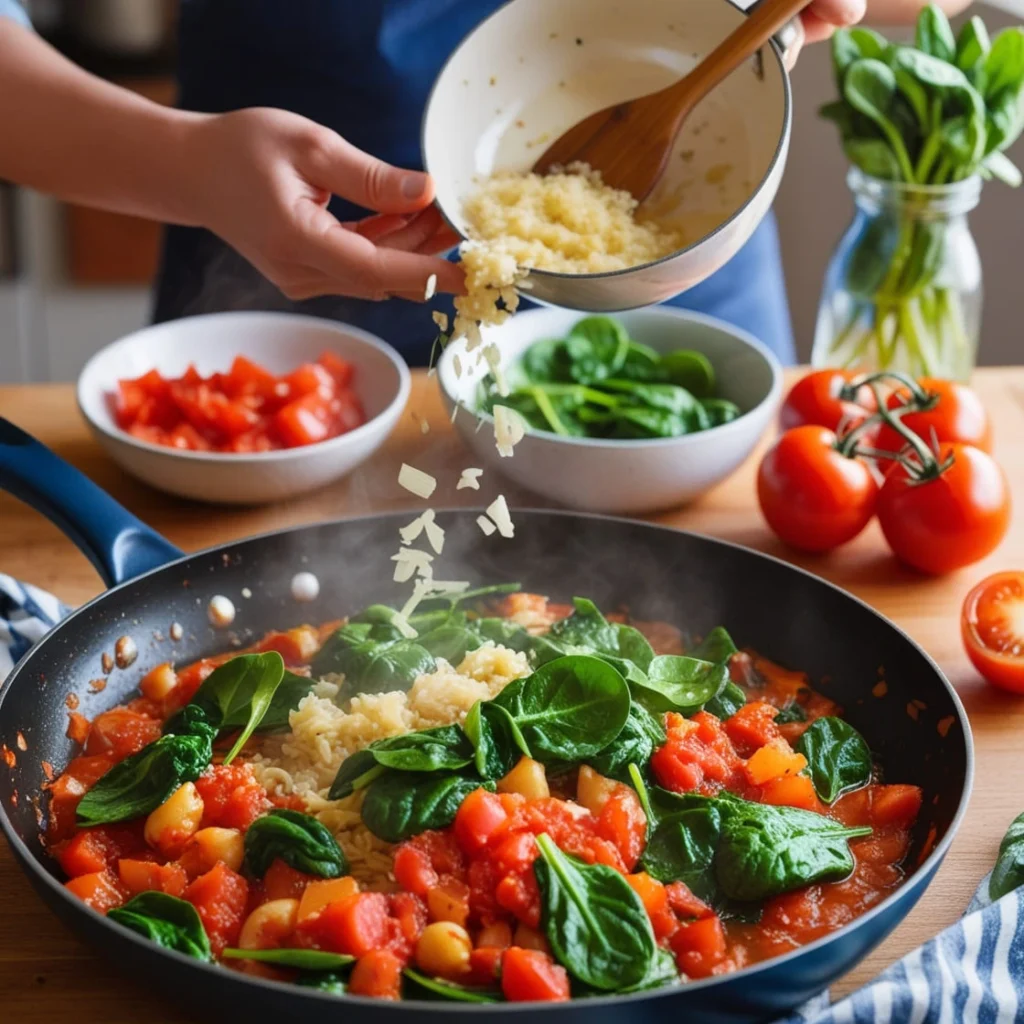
[{"left": 77, "top": 311, "right": 410, "bottom": 505}]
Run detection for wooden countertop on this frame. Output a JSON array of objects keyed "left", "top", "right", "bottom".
[{"left": 2, "top": 370, "right": 1024, "bottom": 1020}]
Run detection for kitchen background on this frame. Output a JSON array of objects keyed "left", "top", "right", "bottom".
[{"left": 0, "top": 0, "right": 1021, "bottom": 384}]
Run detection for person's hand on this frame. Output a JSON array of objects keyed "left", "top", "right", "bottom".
[
  {"left": 183, "top": 107, "right": 464, "bottom": 303},
  {"left": 784, "top": 0, "right": 867, "bottom": 67}
]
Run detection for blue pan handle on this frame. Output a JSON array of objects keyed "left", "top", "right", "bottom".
[{"left": 0, "top": 416, "right": 183, "bottom": 588}]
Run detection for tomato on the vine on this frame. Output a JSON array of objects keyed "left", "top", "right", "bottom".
[
  {"left": 876, "top": 443, "right": 1010, "bottom": 575},
  {"left": 757, "top": 425, "right": 879, "bottom": 553},
  {"left": 779, "top": 370, "right": 878, "bottom": 434},
  {"left": 962, "top": 572, "right": 1024, "bottom": 694},
  {"left": 877, "top": 379, "right": 992, "bottom": 455}
]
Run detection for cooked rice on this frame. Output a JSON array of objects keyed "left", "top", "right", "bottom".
[{"left": 251, "top": 644, "right": 531, "bottom": 887}]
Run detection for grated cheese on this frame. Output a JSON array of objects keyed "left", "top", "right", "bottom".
[
  {"left": 477, "top": 515, "right": 497, "bottom": 536},
  {"left": 391, "top": 547, "right": 434, "bottom": 583},
  {"left": 457, "top": 467, "right": 483, "bottom": 491},
  {"left": 398, "top": 463, "right": 437, "bottom": 499},
  {"left": 486, "top": 495, "right": 515, "bottom": 538},
  {"left": 390, "top": 612, "right": 418, "bottom": 639},
  {"left": 494, "top": 405, "right": 526, "bottom": 458}
]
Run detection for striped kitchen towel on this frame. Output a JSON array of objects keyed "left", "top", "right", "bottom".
[{"left": 1, "top": 577, "right": 1021, "bottom": 1021}]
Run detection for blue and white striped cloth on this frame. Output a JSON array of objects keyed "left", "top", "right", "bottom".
[{"left": 1, "top": 577, "right": 1021, "bottom": 1021}]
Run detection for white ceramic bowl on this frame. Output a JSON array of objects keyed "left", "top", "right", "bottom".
[
  {"left": 77, "top": 312, "right": 410, "bottom": 505},
  {"left": 438, "top": 306, "right": 782, "bottom": 514},
  {"left": 422, "top": 0, "right": 792, "bottom": 311}
]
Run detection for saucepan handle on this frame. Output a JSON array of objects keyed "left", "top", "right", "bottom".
[
  {"left": 746, "top": 0, "right": 804, "bottom": 68},
  {"left": 0, "top": 416, "right": 183, "bottom": 588}
]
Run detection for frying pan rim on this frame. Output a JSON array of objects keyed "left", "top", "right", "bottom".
[{"left": 0, "top": 508, "right": 974, "bottom": 1012}]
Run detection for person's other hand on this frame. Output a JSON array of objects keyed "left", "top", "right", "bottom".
[
  {"left": 184, "top": 107, "right": 464, "bottom": 303},
  {"left": 783, "top": 0, "right": 867, "bottom": 68}
]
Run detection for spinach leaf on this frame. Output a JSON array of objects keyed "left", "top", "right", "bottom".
[
  {"left": 796, "top": 717, "right": 873, "bottom": 804},
  {"left": 162, "top": 702, "right": 221, "bottom": 742},
  {"left": 688, "top": 627, "right": 738, "bottom": 665},
  {"left": 617, "top": 341, "right": 665, "bottom": 382},
  {"left": 619, "top": 948, "right": 680, "bottom": 993},
  {"left": 490, "top": 655, "right": 630, "bottom": 764},
  {"left": 361, "top": 772, "right": 493, "bottom": 843},
  {"left": 473, "top": 617, "right": 535, "bottom": 653},
  {"left": 222, "top": 670, "right": 313, "bottom": 734},
  {"left": 244, "top": 809, "right": 348, "bottom": 879},
  {"left": 222, "top": 948, "right": 355, "bottom": 970},
  {"left": 956, "top": 16, "right": 991, "bottom": 74},
  {"left": 297, "top": 972, "right": 347, "bottom": 994},
  {"left": 312, "top": 624, "right": 435, "bottom": 696},
  {"left": 843, "top": 59, "right": 916, "bottom": 181},
  {"left": 76, "top": 732, "right": 213, "bottom": 826},
  {"left": 990, "top": 812, "right": 1024, "bottom": 902},
  {"left": 547, "top": 597, "right": 621, "bottom": 653},
  {"left": 403, "top": 970, "right": 502, "bottom": 1003},
  {"left": 328, "top": 749, "right": 388, "bottom": 801},
  {"left": 659, "top": 349, "right": 715, "bottom": 398},
  {"left": 416, "top": 625, "right": 483, "bottom": 665},
  {"left": 701, "top": 398, "right": 742, "bottom": 427},
  {"left": 704, "top": 681, "right": 747, "bottom": 721},
  {"left": 915, "top": 3, "right": 956, "bottom": 63},
  {"left": 588, "top": 701, "right": 665, "bottom": 783},
  {"left": 774, "top": 701, "right": 807, "bottom": 725},
  {"left": 563, "top": 316, "right": 631, "bottom": 384},
  {"left": 464, "top": 700, "right": 530, "bottom": 780},
  {"left": 714, "top": 801, "right": 871, "bottom": 902},
  {"left": 108, "top": 892, "right": 211, "bottom": 961},
  {"left": 982, "top": 27, "right": 1024, "bottom": 103},
  {"left": 533, "top": 833, "right": 656, "bottom": 990},
  {"left": 638, "top": 655, "right": 728, "bottom": 715},
  {"left": 641, "top": 805, "right": 723, "bottom": 902}
]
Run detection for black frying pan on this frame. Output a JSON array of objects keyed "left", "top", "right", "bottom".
[{"left": 0, "top": 418, "right": 972, "bottom": 1023}]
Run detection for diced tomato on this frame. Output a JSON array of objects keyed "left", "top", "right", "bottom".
[
  {"left": 113, "top": 380, "right": 146, "bottom": 428},
  {"left": 65, "top": 869, "right": 126, "bottom": 913},
  {"left": 167, "top": 422, "right": 213, "bottom": 451},
  {"left": 349, "top": 949, "right": 403, "bottom": 1000},
  {"left": 317, "top": 351, "right": 355, "bottom": 389},
  {"left": 183, "top": 862, "right": 249, "bottom": 955},
  {"left": 724, "top": 701, "right": 782, "bottom": 756},
  {"left": 314, "top": 892, "right": 390, "bottom": 957},
  {"left": 494, "top": 871, "right": 541, "bottom": 929},
  {"left": 194, "top": 763, "right": 269, "bottom": 830},
  {"left": 66, "top": 712, "right": 92, "bottom": 746},
  {"left": 869, "top": 785, "right": 923, "bottom": 830},
  {"left": 468, "top": 946, "right": 503, "bottom": 986},
  {"left": 406, "top": 829, "right": 466, "bottom": 878},
  {"left": 627, "top": 872, "right": 678, "bottom": 939},
  {"left": 670, "top": 914, "right": 728, "bottom": 979},
  {"left": 171, "top": 660, "right": 217, "bottom": 709},
  {"left": 665, "top": 881, "right": 711, "bottom": 920},
  {"left": 467, "top": 857, "right": 503, "bottom": 924},
  {"left": 744, "top": 738, "right": 807, "bottom": 787},
  {"left": 263, "top": 859, "right": 313, "bottom": 901},
  {"left": 492, "top": 831, "right": 539, "bottom": 875},
  {"left": 272, "top": 392, "right": 335, "bottom": 447},
  {"left": 454, "top": 789, "right": 510, "bottom": 854},
  {"left": 55, "top": 822, "right": 147, "bottom": 878},
  {"left": 225, "top": 429, "right": 275, "bottom": 453},
  {"left": 85, "top": 708, "right": 162, "bottom": 761},
  {"left": 596, "top": 785, "right": 646, "bottom": 871},
  {"left": 118, "top": 858, "right": 188, "bottom": 897},
  {"left": 47, "top": 754, "right": 116, "bottom": 840},
  {"left": 651, "top": 712, "right": 743, "bottom": 795},
  {"left": 255, "top": 626, "right": 319, "bottom": 665},
  {"left": 388, "top": 891, "right": 428, "bottom": 959},
  {"left": 394, "top": 843, "right": 438, "bottom": 897},
  {"left": 501, "top": 947, "right": 571, "bottom": 1003},
  {"left": 223, "top": 355, "right": 279, "bottom": 403},
  {"left": 297, "top": 877, "right": 360, "bottom": 924}
]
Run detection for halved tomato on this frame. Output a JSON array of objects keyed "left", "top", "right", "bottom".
[{"left": 962, "top": 571, "right": 1024, "bottom": 694}]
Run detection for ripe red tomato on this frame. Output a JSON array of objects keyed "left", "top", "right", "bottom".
[
  {"left": 877, "top": 379, "right": 992, "bottom": 455},
  {"left": 779, "top": 371, "right": 877, "bottom": 433},
  {"left": 757, "top": 425, "right": 879, "bottom": 553},
  {"left": 876, "top": 443, "right": 1010, "bottom": 575},
  {"left": 961, "top": 572, "right": 1024, "bottom": 694}
]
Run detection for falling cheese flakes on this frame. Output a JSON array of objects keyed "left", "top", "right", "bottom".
[
  {"left": 486, "top": 495, "right": 515, "bottom": 538},
  {"left": 477, "top": 515, "right": 497, "bottom": 536},
  {"left": 457, "top": 467, "right": 483, "bottom": 490},
  {"left": 494, "top": 405, "right": 526, "bottom": 458},
  {"left": 390, "top": 612, "right": 419, "bottom": 639},
  {"left": 424, "top": 273, "right": 437, "bottom": 301},
  {"left": 391, "top": 547, "right": 434, "bottom": 583},
  {"left": 398, "top": 463, "right": 437, "bottom": 499},
  {"left": 399, "top": 509, "right": 445, "bottom": 555}
]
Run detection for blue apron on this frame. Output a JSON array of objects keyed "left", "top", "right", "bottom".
[{"left": 154, "top": 0, "right": 795, "bottom": 366}]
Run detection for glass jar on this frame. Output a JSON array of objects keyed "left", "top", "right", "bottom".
[{"left": 812, "top": 169, "right": 982, "bottom": 381}]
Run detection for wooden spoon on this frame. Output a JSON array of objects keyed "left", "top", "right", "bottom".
[{"left": 532, "top": 0, "right": 809, "bottom": 202}]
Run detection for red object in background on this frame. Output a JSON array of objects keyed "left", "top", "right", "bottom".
[{"left": 111, "top": 353, "right": 366, "bottom": 452}]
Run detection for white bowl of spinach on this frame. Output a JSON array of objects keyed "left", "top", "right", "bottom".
[{"left": 437, "top": 307, "right": 782, "bottom": 514}]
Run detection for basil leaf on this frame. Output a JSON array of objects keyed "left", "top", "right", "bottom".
[
  {"left": 703, "top": 680, "right": 747, "bottom": 721},
  {"left": 328, "top": 749, "right": 388, "bottom": 801},
  {"left": 641, "top": 806, "right": 723, "bottom": 902},
  {"left": 108, "top": 892, "right": 211, "bottom": 961},
  {"left": 796, "top": 717, "right": 873, "bottom": 804},
  {"left": 244, "top": 809, "right": 348, "bottom": 879},
  {"left": 990, "top": 812, "right": 1024, "bottom": 902},
  {"left": 587, "top": 701, "right": 665, "bottom": 783},
  {"left": 774, "top": 701, "right": 808, "bottom": 725},
  {"left": 76, "top": 732, "right": 213, "bottom": 826},
  {"left": 490, "top": 655, "right": 630, "bottom": 764},
  {"left": 297, "top": 972, "right": 347, "bottom": 994},
  {"left": 222, "top": 948, "right": 354, "bottom": 970},
  {"left": 464, "top": 701, "right": 530, "bottom": 780},
  {"left": 636, "top": 655, "right": 728, "bottom": 715},
  {"left": 714, "top": 802, "right": 871, "bottom": 902},
  {"left": 361, "top": 772, "right": 494, "bottom": 843},
  {"left": 534, "top": 833, "right": 656, "bottom": 990},
  {"left": 403, "top": 970, "right": 502, "bottom": 1003}
]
